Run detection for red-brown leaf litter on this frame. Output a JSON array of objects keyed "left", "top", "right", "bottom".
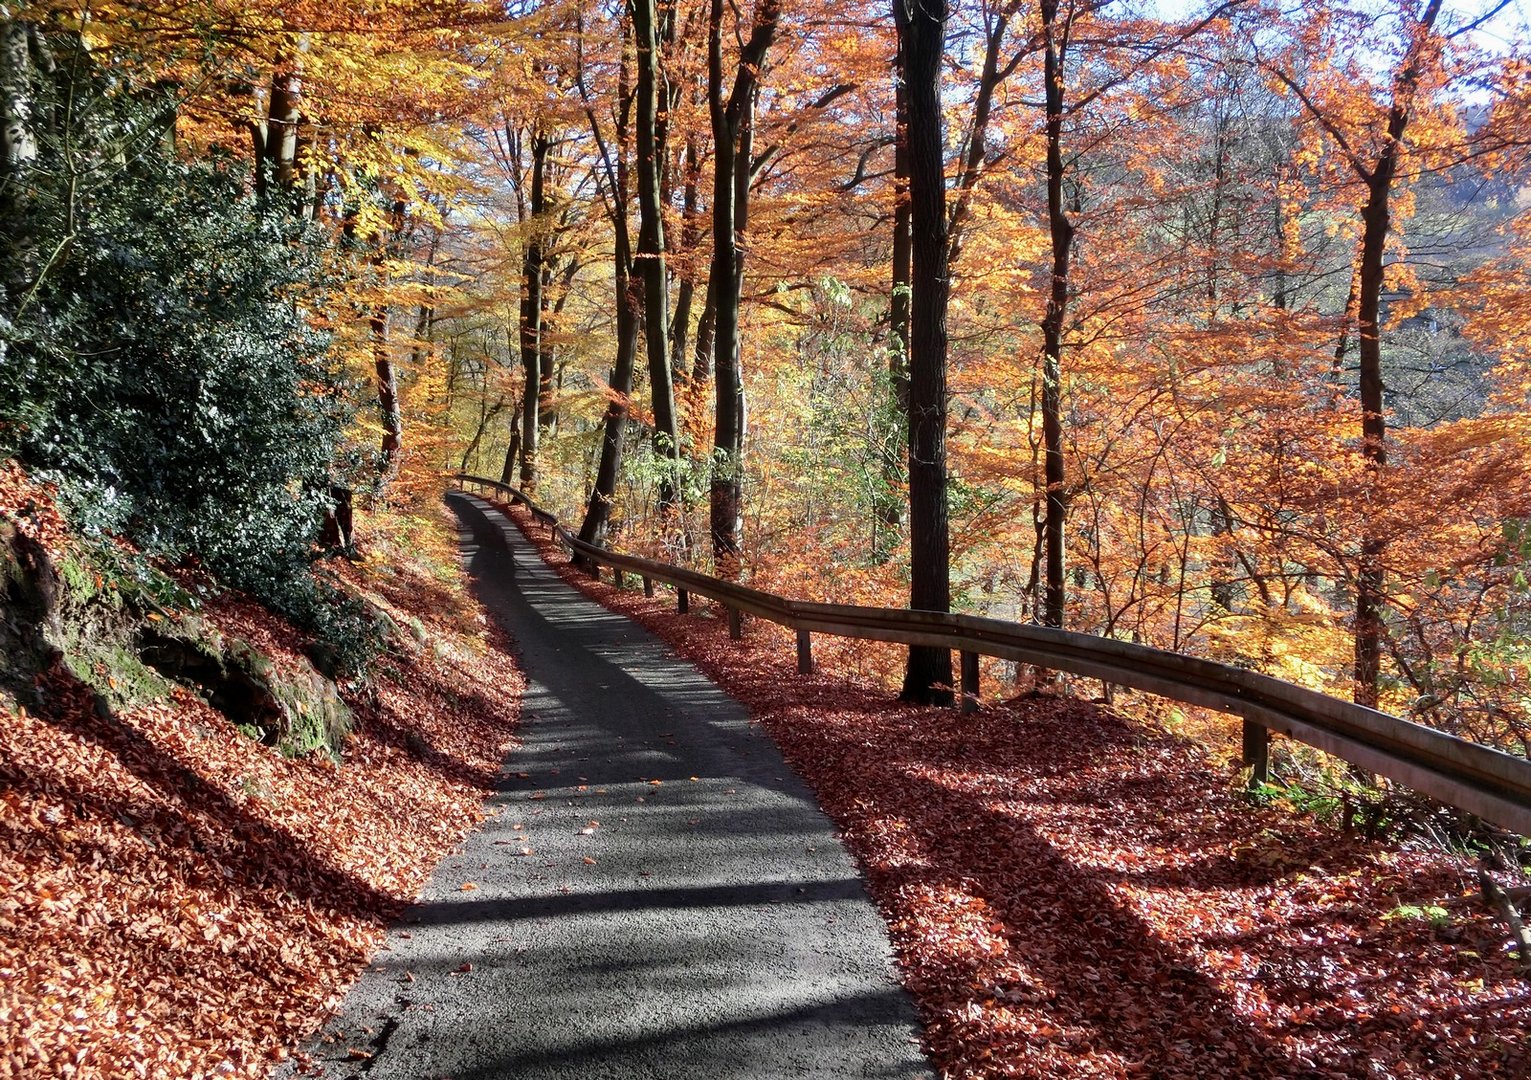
[
  {"left": 0, "top": 466, "right": 523, "bottom": 1078},
  {"left": 500, "top": 499, "right": 1531, "bottom": 1079}
]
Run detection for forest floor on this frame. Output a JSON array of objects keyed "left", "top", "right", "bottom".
[
  {"left": 497, "top": 497, "right": 1531, "bottom": 1080},
  {"left": 0, "top": 468, "right": 524, "bottom": 1079}
]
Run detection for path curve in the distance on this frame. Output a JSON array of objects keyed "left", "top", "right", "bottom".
[{"left": 282, "top": 493, "right": 932, "bottom": 1079}]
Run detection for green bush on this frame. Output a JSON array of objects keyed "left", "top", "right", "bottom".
[{"left": 1, "top": 44, "right": 382, "bottom": 678}]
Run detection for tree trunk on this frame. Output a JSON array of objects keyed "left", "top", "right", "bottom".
[
  {"left": 0, "top": 20, "right": 50, "bottom": 293},
  {"left": 1, "top": 21, "right": 41, "bottom": 181},
  {"left": 890, "top": 39, "right": 912, "bottom": 416},
  {"left": 519, "top": 128, "right": 551, "bottom": 490},
  {"left": 501, "top": 427, "right": 521, "bottom": 486},
  {"left": 669, "top": 134, "right": 704, "bottom": 382},
  {"left": 707, "top": 0, "right": 781, "bottom": 567},
  {"left": 261, "top": 64, "right": 302, "bottom": 204},
  {"left": 580, "top": 268, "right": 643, "bottom": 552},
  {"left": 876, "top": 36, "right": 913, "bottom": 545},
  {"left": 693, "top": 274, "right": 717, "bottom": 384},
  {"left": 373, "top": 193, "right": 408, "bottom": 484},
  {"left": 1351, "top": 0, "right": 1443, "bottom": 708},
  {"left": 630, "top": 0, "right": 682, "bottom": 510},
  {"left": 895, "top": 0, "right": 953, "bottom": 705},
  {"left": 577, "top": 16, "right": 640, "bottom": 555},
  {"left": 1038, "top": 0, "right": 1074, "bottom": 631},
  {"left": 373, "top": 303, "right": 402, "bottom": 481}
]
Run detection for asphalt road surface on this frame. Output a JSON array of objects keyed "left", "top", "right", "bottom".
[{"left": 280, "top": 493, "right": 932, "bottom": 1079}]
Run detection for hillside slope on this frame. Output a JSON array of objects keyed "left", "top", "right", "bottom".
[{"left": 0, "top": 466, "right": 523, "bottom": 1079}]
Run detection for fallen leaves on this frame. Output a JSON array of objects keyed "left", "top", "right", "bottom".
[{"left": 0, "top": 489, "right": 524, "bottom": 1079}]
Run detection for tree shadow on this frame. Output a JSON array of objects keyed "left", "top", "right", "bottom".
[{"left": 26, "top": 666, "right": 403, "bottom": 927}]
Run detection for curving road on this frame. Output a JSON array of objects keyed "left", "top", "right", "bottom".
[{"left": 282, "top": 493, "right": 932, "bottom": 1079}]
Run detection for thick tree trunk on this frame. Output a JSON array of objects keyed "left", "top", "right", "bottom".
[
  {"left": 1, "top": 20, "right": 50, "bottom": 293},
  {"left": 262, "top": 65, "right": 302, "bottom": 202},
  {"left": 1038, "top": 0, "right": 1073, "bottom": 631},
  {"left": 630, "top": 0, "right": 681, "bottom": 510},
  {"left": 895, "top": 0, "right": 953, "bottom": 705},
  {"left": 1, "top": 21, "right": 41, "bottom": 180}
]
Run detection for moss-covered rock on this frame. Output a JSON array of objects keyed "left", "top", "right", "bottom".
[
  {"left": 3, "top": 515, "right": 351, "bottom": 759},
  {"left": 1, "top": 518, "right": 63, "bottom": 697},
  {"left": 138, "top": 623, "right": 351, "bottom": 759}
]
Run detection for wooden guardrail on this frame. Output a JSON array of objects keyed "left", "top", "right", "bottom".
[{"left": 452, "top": 473, "right": 1531, "bottom": 836}]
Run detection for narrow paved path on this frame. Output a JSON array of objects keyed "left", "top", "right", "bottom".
[{"left": 286, "top": 494, "right": 931, "bottom": 1079}]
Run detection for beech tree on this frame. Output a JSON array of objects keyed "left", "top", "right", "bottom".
[
  {"left": 706, "top": 0, "right": 783, "bottom": 563},
  {"left": 630, "top": 0, "right": 684, "bottom": 510},
  {"left": 895, "top": 0, "right": 955, "bottom": 704},
  {"left": 576, "top": 7, "right": 645, "bottom": 552}
]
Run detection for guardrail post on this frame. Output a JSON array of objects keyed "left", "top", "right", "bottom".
[
  {"left": 613, "top": 568, "right": 625, "bottom": 589},
  {"left": 643, "top": 576, "right": 654, "bottom": 598},
  {"left": 727, "top": 607, "right": 742, "bottom": 640},
  {"left": 960, "top": 651, "right": 980, "bottom": 714},
  {"left": 1242, "top": 719, "right": 1270, "bottom": 786},
  {"left": 677, "top": 588, "right": 689, "bottom": 614},
  {"left": 796, "top": 630, "right": 813, "bottom": 675}
]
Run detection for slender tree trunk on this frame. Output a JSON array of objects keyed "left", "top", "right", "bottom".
[
  {"left": 581, "top": 268, "right": 643, "bottom": 552},
  {"left": 373, "top": 303, "right": 402, "bottom": 480},
  {"left": 501, "top": 427, "right": 521, "bottom": 486},
  {"left": 1352, "top": 0, "right": 1441, "bottom": 709},
  {"left": 895, "top": 0, "right": 953, "bottom": 705},
  {"left": 707, "top": 0, "right": 781, "bottom": 567},
  {"left": 1038, "top": 0, "right": 1073, "bottom": 631},
  {"left": 669, "top": 134, "right": 704, "bottom": 382},
  {"left": 520, "top": 128, "right": 551, "bottom": 490},
  {"left": 631, "top": 0, "right": 681, "bottom": 510},
  {"left": 517, "top": 354, "right": 539, "bottom": 488},
  {"left": 693, "top": 275, "right": 717, "bottom": 383},
  {"left": 577, "top": 17, "right": 640, "bottom": 554},
  {"left": 373, "top": 194, "right": 407, "bottom": 484},
  {"left": 876, "top": 37, "right": 913, "bottom": 545},
  {"left": 890, "top": 39, "right": 912, "bottom": 416}
]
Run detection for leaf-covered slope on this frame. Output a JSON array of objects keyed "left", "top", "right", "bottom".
[{"left": 0, "top": 469, "right": 524, "bottom": 1079}]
